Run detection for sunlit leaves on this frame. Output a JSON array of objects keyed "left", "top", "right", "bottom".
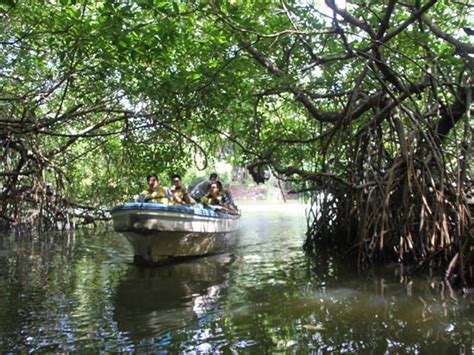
[{"left": 1, "top": 0, "right": 471, "bottom": 212}]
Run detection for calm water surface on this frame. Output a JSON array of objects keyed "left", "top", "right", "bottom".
[{"left": 0, "top": 203, "right": 472, "bottom": 353}]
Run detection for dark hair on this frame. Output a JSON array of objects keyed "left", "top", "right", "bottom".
[
  {"left": 172, "top": 174, "right": 181, "bottom": 181},
  {"left": 209, "top": 173, "right": 218, "bottom": 180},
  {"left": 147, "top": 174, "right": 158, "bottom": 182}
]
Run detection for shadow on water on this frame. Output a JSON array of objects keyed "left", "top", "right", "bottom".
[{"left": 113, "top": 254, "right": 235, "bottom": 339}]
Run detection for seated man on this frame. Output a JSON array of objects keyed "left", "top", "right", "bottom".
[
  {"left": 168, "top": 174, "right": 192, "bottom": 205},
  {"left": 201, "top": 182, "right": 238, "bottom": 214},
  {"left": 189, "top": 172, "right": 219, "bottom": 202},
  {"left": 137, "top": 174, "right": 169, "bottom": 204},
  {"left": 208, "top": 173, "right": 237, "bottom": 211},
  {"left": 201, "top": 182, "right": 224, "bottom": 206}
]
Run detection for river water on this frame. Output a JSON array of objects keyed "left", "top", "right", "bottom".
[{"left": 0, "top": 203, "right": 472, "bottom": 353}]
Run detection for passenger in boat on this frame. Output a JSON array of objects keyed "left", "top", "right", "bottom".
[
  {"left": 168, "top": 174, "right": 192, "bottom": 205},
  {"left": 191, "top": 173, "right": 238, "bottom": 211},
  {"left": 189, "top": 173, "right": 219, "bottom": 202},
  {"left": 137, "top": 174, "right": 169, "bottom": 204},
  {"left": 209, "top": 173, "right": 238, "bottom": 211},
  {"left": 201, "top": 182, "right": 225, "bottom": 206},
  {"left": 209, "top": 172, "right": 219, "bottom": 183},
  {"left": 201, "top": 182, "right": 236, "bottom": 211}
]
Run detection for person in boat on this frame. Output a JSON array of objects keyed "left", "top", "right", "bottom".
[
  {"left": 168, "top": 174, "right": 192, "bottom": 205},
  {"left": 189, "top": 172, "right": 219, "bottom": 202},
  {"left": 201, "top": 182, "right": 226, "bottom": 206},
  {"left": 209, "top": 173, "right": 237, "bottom": 211},
  {"left": 191, "top": 173, "right": 238, "bottom": 210},
  {"left": 201, "top": 182, "right": 239, "bottom": 214},
  {"left": 137, "top": 174, "right": 169, "bottom": 204}
]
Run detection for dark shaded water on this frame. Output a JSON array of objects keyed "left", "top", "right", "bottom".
[{"left": 0, "top": 204, "right": 472, "bottom": 353}]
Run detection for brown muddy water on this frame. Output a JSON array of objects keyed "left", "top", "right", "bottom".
[{"left": 0, "top": 203, "right": 472, "bottom": 353}]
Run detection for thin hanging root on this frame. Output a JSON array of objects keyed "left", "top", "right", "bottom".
[
  {"left": 445, "top": 253, "right": 459, "bottom": 280},
  {"left": 305, "top": 115, "right": 473, "bottom": 283}
]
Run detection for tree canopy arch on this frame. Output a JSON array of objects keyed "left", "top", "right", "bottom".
[{"left": 0, "top": 0, "right": 472, "bottom": 281}]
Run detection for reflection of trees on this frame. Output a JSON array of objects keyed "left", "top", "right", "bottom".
[
  {"left": 0, "top": 228, "right": 130, "bottom": 352},
  {"left": 113, "top": 254, "right": 234, "bottom": 340},
  {"left": 0, "top": 222, "right": 471, "bottom": 352},
  {"left": 220, "top": 252, "right": 473, "bottom": 353}
]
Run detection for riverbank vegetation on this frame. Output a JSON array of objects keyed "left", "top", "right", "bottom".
[{"left": 1, "top": 1, "right": 472, "bottom": 283}]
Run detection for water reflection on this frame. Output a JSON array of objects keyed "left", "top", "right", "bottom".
[
  {"left": 114, "top": 254, "right": 234, "bottom": 339},
  {"left": 221, "top": 259, "right": 473, "bottom": 353},
  {"left": 282, "top": 269, "right": 474, "bottom": 353},
  {"left": 0, "top": 204, "right": 473, "bottom": 353},
  {"left": 0, "top": 228, "right": 131, "bottom": 352}
]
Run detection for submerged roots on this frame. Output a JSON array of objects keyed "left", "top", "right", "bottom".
[{"left": 304, "top": 131, "right": 473, "bottom": 286}]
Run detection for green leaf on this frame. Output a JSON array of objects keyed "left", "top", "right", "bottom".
[{"left": 0, "top": 0, "right": 15, "bottom": 6}]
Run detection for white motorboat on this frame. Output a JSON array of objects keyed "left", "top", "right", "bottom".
[{"left": 110, "top": 202, "right": 240, "bottom": 265}]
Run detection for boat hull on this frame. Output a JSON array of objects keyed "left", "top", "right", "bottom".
[{"left": 111, "top": 203, "right": 240, "bottom": 265}]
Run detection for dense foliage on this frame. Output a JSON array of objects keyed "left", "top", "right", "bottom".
[{"left": 1, "top": 0, "right": 472, "bottom": 279}]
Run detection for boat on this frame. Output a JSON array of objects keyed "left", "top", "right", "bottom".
[{"left": 110, "top": 202, "right": 240, "bottom": 265}]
